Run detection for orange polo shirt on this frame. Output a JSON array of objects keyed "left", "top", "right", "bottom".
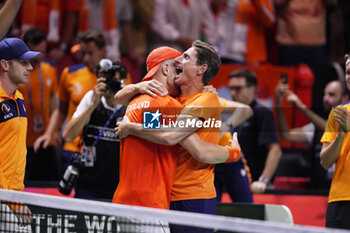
[
  {"left": 0, "top": 87, "right": 27, "bottom": 191},
  {"left": 321, "top": 104, "right": 350, "bottom": 203},
  {"left": 18, "top": 61, "right": 58, "bottom": 147},
  {"left": 113, "top": 94, "right": 183, "bottom": 209},
  {"left": 170, "top": 92, "right": 221, "bottom": 201},
  {"left": 58, "top": 64, "right": 97, "bottom": 152}
]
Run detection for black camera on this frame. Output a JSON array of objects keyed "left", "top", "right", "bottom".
[
  {"left": 98, "top": 59, "right": 127, "bottom": 94},
  {"left": 58, "top": 153, "right": 85, "bottom": 195}
]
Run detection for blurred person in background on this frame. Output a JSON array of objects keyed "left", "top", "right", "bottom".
[
  {"left": 320, "top": 54, "right": 350, "bottom": 230},
  {"left": 275, "top": 80, "right": 348, "bottom": 189},
  {"left": 13, "top": 0, "right": 80, "bottom": 64},
  {"left": 78, "top": 0, "right": 134, "bottom": 61},
  {"left": 35, "top": 30, "right": 105, "bottom": 171},
  {"left": 63, "top": 59, "right": 127, "bottom": 200},
  {"left": 19, "top": 28, "right": 60, "bottom": 181},
  {"left": 210, "top": 0, "right": 275, "bottom": 64},
  {"left": 274, "top": 0, "right": 337, "bottom": 66},
  {"left": 148, "top": 0, "right": 215, "bottom": 52},
  {"left": 228, "top": 68, "right": 282, "bottom": 193},
  {"left": 121, "top": 0, "right": 154, "bottom": 82},
  {"left": 0, "top": 0, "right": 23, "bottom": 39},
  {"left": 0, "top": 37, "right": 41, "bottom": 229}
]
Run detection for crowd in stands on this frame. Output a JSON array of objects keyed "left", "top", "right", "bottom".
[{"left": 2, "top": 0, "right": 350, "bottom": 199}]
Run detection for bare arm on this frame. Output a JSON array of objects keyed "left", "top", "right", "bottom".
[
  {"left": 297, "top": 102, "right": 326, "bottom": 131},
  {"left": 116, "top": 114, "right": 200, "bottom": 145},
  {"left": 251, "top": 143, "right": 282, "bottom": 193},
  {"left": 179, "top": 132, "right": 240, "bottom": 164},
  {"left": 260, "top": 143, "right": 282, "bottom": 180},
  {"left": 275, "top": 83, "right": 309, "bottom": 143},
  {"left": 320, "top": 107, "right": 348, "bottom": 169},
  {"left": 63, "top": 104, "right": 95, "bottom": 142},
  {"left": 116, "top": 116, "right": 241, "bottom": 164},
  {"left": 281, "top": 84, "right": 326, "bottom": 131},
  {"left": 33, "top": 100, "right": 67, "bottom": 152},
  {"left": 63, "top": 79, "right": 106, "bottom": 142},
  {"left": 221, "top": 99, "right": 253, "bottom": 128},
  {"left": 320, "top": 134, "right": 344, "bottom": 169},
  {"left": 114, "top": 80, "right": 168, "bottom": 105},
  {"left": 0, "top": 0, "right": 23, "bottom": 40}
]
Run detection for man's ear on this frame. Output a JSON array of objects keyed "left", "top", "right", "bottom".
[
  {"left": 0, "top": 60, "right": 9, "bottom": 72},
  {"left": 161, "top": 63, "right": 169, "bottom": 75},
  {"left": 197, "top": 64, "right": 207, "bottom": 76}
]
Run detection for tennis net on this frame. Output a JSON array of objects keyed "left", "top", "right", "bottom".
[{"left": 0, "top": 188, "right": 347, "bottom": 233}]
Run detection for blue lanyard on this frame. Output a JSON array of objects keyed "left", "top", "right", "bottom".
[{"left": 92, "top": 103, "right": 121, "bottom": 146}]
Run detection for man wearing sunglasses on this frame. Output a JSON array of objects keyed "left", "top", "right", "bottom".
[{"left": 226, "top": 68, "right": 282, "bottom": 193}]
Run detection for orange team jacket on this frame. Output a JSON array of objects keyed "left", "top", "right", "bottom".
[
  {"left": 113, "top": 94, "right": 183, "bottom": 209},
  {"left": 171, "top": 92, "right": 221, "bottom": 201},
  {"left": 18, "top": 60, "right": 58, "bottom": 147},
  {"left": 0, "top": 87, "right": 27, "bottom": 191},
  {"left": 321, "top": 103, "right": 350, "bottom": 203},
  {"left": 58, "top": 64, "right": 97, "bottom": 152}
]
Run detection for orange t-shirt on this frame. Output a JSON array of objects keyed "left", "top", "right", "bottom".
[
  {"left": 170, "top": 92, "right": 221, "bottom": 201},
  {"left": 321, "top": 104, "right": 350, "bottom": 203},
  {"left": 18, "top": 61, "right": 58, "bottom": 147},
  {"left": 113, "top": 94, "right": 184, "bottom": 209},
  {"left": 58, "top": 64, "right": 97, "bottom": 152}
]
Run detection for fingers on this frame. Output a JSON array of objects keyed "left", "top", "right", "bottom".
[
  {"left": 33, "top": 137, "right": 44, "bottom": 152},
  {"left": 251, "top": 181, "right": 266, "bottom": 193},
  {"left": 15, "top": 206, "right": 32, "bottom": 227},
  {"left": 141, "top": 80, "right": 168, "bottom": 97},
  {"left": 145, "top": 89, "right": 157, "bottom": 98},
  {"left": 233, "top": 132, "right": 238, "bottom": 141}
]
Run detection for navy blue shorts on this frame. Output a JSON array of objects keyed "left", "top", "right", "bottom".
[
  {"left": 326, "top": 201, "right": 350, "bottom": 229},
  {"left": 169, "top": 198, "right": 216, "bottom": 233},
  {"left": 214, "top": 158, "right": 253, "bottom": 203}
]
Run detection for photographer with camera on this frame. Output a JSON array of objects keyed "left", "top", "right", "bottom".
[{"left": 61, "top": 59, "right": 127, "bottom": 200}]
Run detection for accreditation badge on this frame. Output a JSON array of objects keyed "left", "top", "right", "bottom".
[
  {"left": 33, "top": 115, "right": 45, "bottom": 132},
  {"left": 82, "top": 143, "right": 96, "bottom": 167}
]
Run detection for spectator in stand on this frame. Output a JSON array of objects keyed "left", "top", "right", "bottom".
[
  {"left": 210, "top": 0, "right": 275, "bottom": 64},
  {"left": 275, "top": 0, "right": 337, "bottom": 66},
  {"left": 78, "top": 0, "right": 135, "bottom": 62},
  {"left": 320, "top": 54, "right": 350, "bottom": 230},
  {"left": 275, "top": 80, "right": 348, "bottom": 189},
  {"left": 19, "top": 28, "right": 60, "bottom": 181},
  {"left": 14, "top": 0, "right": 80, "bottom": 64},
  {"left": 229, "top": 68, "right": 282, "bottom": 193},
  {"left": 148, "top": 0, "right": 215, "bottom": 52},
  {"left": 121, "top": 0, "right": 154, "bottom": 82},
  {"left": 340, "top": 0, "right": 350, "bottom": 53},
  {"left": 0, "top": 0, "right": 24, "bottom": 40},
  {"left": 34, "top": 30, "right": 105, "bottom": 170}
]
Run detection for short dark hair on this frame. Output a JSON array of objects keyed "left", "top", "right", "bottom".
[
  {"left": 192, "top": 40, "right": 221, "bottom": 85},
  {"left": 79, "top": 30, "right": 106, "bottom": 49},
  {"left": 229, "top": 68, "right": 258, "bottom": 87},
  {"left": 23, "top": 28, "right": 46, "bottom": 46}
]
